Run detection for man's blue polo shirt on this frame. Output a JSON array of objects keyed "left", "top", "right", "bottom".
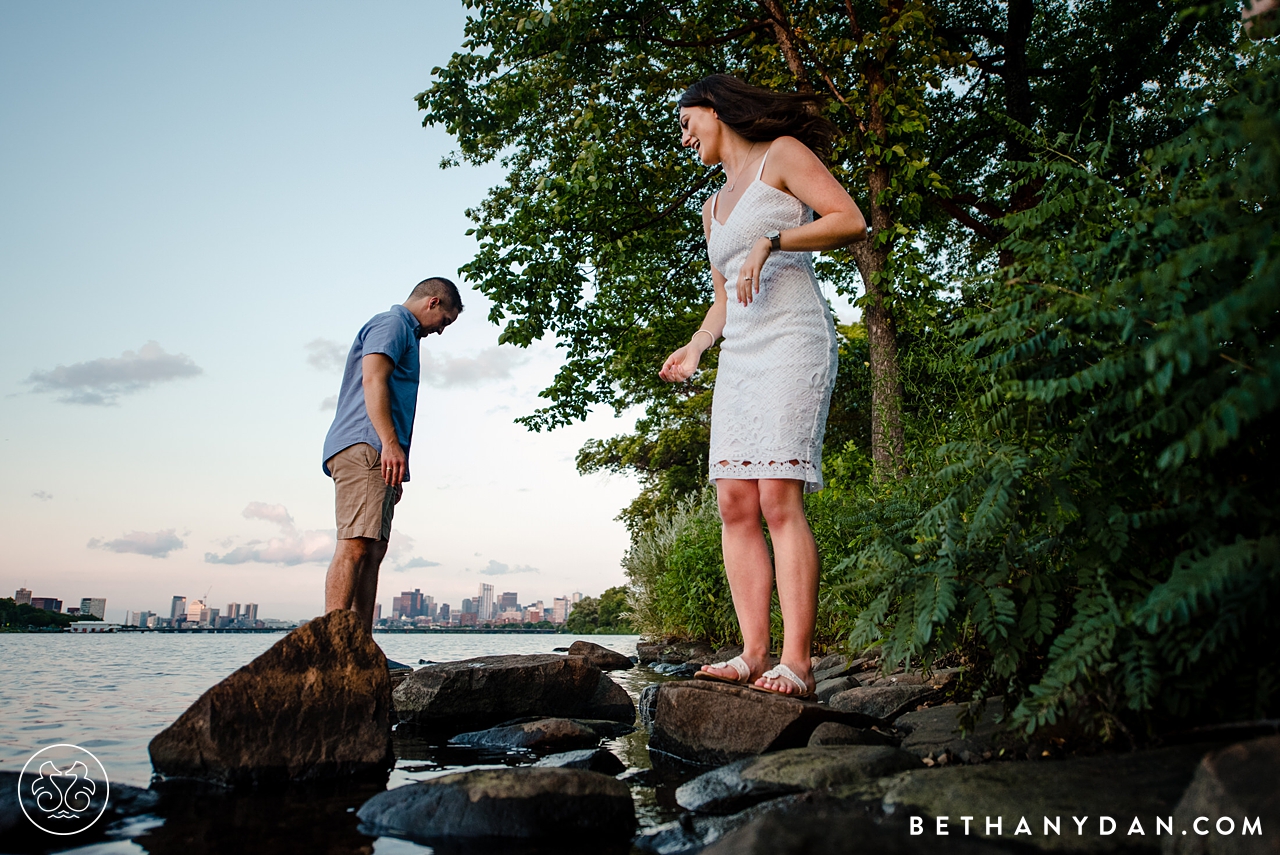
[{"left": 322, "top": 304, "right": 422, "bottom": 480}]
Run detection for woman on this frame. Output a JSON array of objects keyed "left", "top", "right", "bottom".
[{"left": 659, "top": 74, "right": 866, "bottom": 697}]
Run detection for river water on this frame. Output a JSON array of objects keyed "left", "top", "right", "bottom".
[{"left": 0, "top": 631, "right": 688, "bottom": 854}]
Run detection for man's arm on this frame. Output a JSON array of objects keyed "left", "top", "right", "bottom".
[{"left": 361, "top": 353, "right": 406, "bottom": 486}]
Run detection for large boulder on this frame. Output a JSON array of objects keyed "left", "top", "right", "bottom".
[
  {"left": 393, "top": 654, "right": 612, "bottom": 732},
  {"left": 149, "top": 609, "right": 393, "bottom": 785},
  {"left": 356, "top": 767, "right": 636, "bottom": 843},
  {"left": 676, "top": 744, "right": 923, "bottom": 814},
  {"left": 1167, "top": 735, "right": 1280, "bottom": 855},
  {"left": 895, "top": 698, "right": 1017, "bottom": 761},
  {"left": 648, "top": 679, "right": 884, "bottom": 766},
  {"left": 568, "top": 640, "right": 634, "bottom": 671},
  {"left": 808, "top": 721, "right": 897, "bottom": 748},
  {"left": 588, "top": 672, "right": 637, "bottom": 722},
  {"left": 451, "top": 718, "right": 603, "bottom": 752},
  {"left": 828, "top": 684, "right": 937, "bottom": 720},
  {"left": 880, "top": 743, "right": 1212, "bottom": 852}
]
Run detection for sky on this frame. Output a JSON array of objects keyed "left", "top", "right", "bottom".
[{"left": 0, "top": 1, "right": 652, "bottom": 622}]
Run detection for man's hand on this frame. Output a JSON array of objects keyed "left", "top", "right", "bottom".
[{"left": 380, "top": 440, "right": 407, "bottom": 487}]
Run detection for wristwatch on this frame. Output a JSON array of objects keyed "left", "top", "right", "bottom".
[{"left": 765, "top": 229, "right": 782, "bottom": 251}]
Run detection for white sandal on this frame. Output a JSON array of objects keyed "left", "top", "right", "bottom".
[
  {"left": 751, "top": 663, "right": 814, "bottom": 699},
  {"left": 693, "top": 655, "right": 752, "bottom": 685}
]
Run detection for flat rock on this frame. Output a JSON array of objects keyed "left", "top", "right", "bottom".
[
  {"left": 149, "top": 609, "right": 393, "bottom": 785},
  {"left": 392, "top": 653, "right": 605, "bottom": 733},
  {"left": 356, "top": 767, "right": 635, "bottom": 842},
  {"left": 676, "top": 744, "right": 923, "bottom": 814},
  {"left": 567, "top": 640, "right": 634, "bottom": 671},
  {"left": 816, "top": 676, "right": 856, "bottom": 702},
  {"left": 1168, "top": 735, "right": 1280, "bottom": 855},
  {"left": 880, "top": 743, "right": 1213, "bottom": 851},
  {"left": 813, "top": 656, "right": 868, "bottom": 683},
  {"left": 533, "top": 748, "right": 626, "bottom": 775},
  {"left": 808, "top": 721, "right": 898, "bottom": 748},
  {"left": 451, "top": 717, "right": 602, "bottom": 751},
  {"left": 649, "top": 680, "right": 885, "bottom": 766},
  {"left": 587, "top": 672, "right": 636, "bottom": 722},
  {"left": 636, "top": 638, "right": 716, "bottom": 665},
  {"left": 828, "top": 684, "right": 938, "bottom": 721},
  {"left": 895, "top": 698, "right": 1017, "bottom": 760}
]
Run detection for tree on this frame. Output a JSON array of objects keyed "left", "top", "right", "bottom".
[{"left": 563, "top": 586, "right": 635, "bottom": 633}]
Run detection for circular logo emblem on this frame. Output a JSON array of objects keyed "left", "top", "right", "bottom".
[{"left": 17, "top": 744, "right": 110, "bottom": 836}]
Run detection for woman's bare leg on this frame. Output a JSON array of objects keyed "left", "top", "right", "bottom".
[
  {"left": 754, "top": 478, "right": 817, "bottom": 694},
  {"left": 701, "top": 479, "right": 774, "bottom": 681}
]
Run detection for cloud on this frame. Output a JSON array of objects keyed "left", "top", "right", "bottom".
[
  {"left": 32, "top": 491, "right": 53, "bottom": 501},
  {"left": 393, "top": 557, "right": 442, "bottom": 572},
  {"left": 479, "top": 559, "right": 539, "bottom": 576},
  {"left": 89, "top": 529, "right": 185, "bottom": 558},
  {"left": 204, "top": 502, "right": 334, "bottom": 566},
  {"left": 305, "top": 338, "right": 348, "bottom": 372},
  {"left": 319, "top": 395, "right": 337, "bottom": 411},
  {"left": 25, "top": 341, "right": 202, "bottom": 405},
  {"left": 422, "top": 347, "right": 525, "bottom": 388}
]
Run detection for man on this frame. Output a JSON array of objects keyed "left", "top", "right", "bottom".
[{"left": 322, "top": 277, "right": 462, "bottom": 630}]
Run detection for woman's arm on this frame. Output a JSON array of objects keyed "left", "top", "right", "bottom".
[
  {"left": 735, "top": 135, "right": 866, "bottom": 305},
  {"left": 660, "top": 199, "right": 728, "bottom": 383}
]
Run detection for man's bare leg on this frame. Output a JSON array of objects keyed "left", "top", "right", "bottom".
[
  {"left": 352, "top": 540, "right": 387, "bottom": 632},
  {"left": 325, "top": 537, "right": 386, "bottom": 631}
]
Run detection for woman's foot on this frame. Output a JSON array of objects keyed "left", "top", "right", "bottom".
[
  {"left": 753, "top": 661, "right": 815, "bottom": 697},
  {"left": 698, "top": 653, "right": 769, "bottom": 684}
]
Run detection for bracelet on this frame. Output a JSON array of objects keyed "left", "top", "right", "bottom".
[{"left": 691, "top": 329, "right": 715, "bottom": 348}]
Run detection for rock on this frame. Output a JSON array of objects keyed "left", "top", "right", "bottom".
[
  {"left": 387, "top": 658, "right": 412, "bottom": 671},
  {"left": 586, "top": 672, "right": 637, "bottom": 722},
  {"left": 634, "top": 792, "right": 821, "bottom": 854},
  {"left": 654, "top": 662, "right": 700, "bottom": 676},
  {"left": 356, "top": 767, "right": 636, "bottom": 842},
  {"left": 807, "top": 721, "right": 898, "bottom": 748},
  {"left": 895, "top": 698, "right": 1017, "bottom": 760},
  {"left": 639, "top": 684, "right": 661, "bottom": 730},
  {"left": 676, "top": 744, "right": 923, "bottom": 814},
  {"left": 649, "top": 680, "right": 885, "bottom": 767},
  {"left": 568, "top": 640, "right": 634, "bottom": 671},
  {"left": 149, "top": 609, "right": 393, "bottom": 785},
  {"left": 636, "top": 638, "right": 716, "bottom": 665},
  {"left": 815, "top": 676, "right": 856, "bottom": 702},
  {"left": 1168, "top": 735, "right": 1280, "bottom": 855},
  {"left": 552, "top": 646, "right": 570, "bottom": 652},
  {"left": 880, "top": 743, "right": 1212, "bottom": 851},
  {"left": 828, "top": 684, "right": 938, "bottom": 721},
  {"left": 873, "top": 673, "right": 926, "bottom": 686},
  {"left": 700, "top": 795, "right": 1008, "bottom": 855},
  {"left": 0, "top": 770, "right": 160, "bottom": 847},
  {"left": 451, "top": 717, "right": 603, "bottom": 751},
  {"left": 534, "top": 748, "right": 626, "bottom": 775},
  {"left": 392, "top": 653, "right": 605, "bottom": 733},
  {"left": 813, "top": 656, "right": 868, "bottom": 683}
]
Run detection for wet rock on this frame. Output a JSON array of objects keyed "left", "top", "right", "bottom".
[
  {"left": 0, "top": 771, "right": 160, "bottom": 849},
  {"left": 639, "top": 684, "right": 661, "bottom": 730},
  {"left": 649, "top": 679, "right": 886, "bottom": 766},
  {"left": 653, "top": 662, "right": 700, "bottom": 677},
  {"left": 149, "top": 609, "right": 393, "bottom": 785},
  {"left": 828, "top": 684, "right": 938, "bottom": 721},
  {"left": 451, "top": 717, "right": 603, "bottom": 751},
  {"left": 807, "top": 721, "right": 898, "bottom": 748},
  {"left": 676, "top": 744, "right": 923, "bottom": 814},
  {"left": 815, "top": 676, "right": 856, "bottom": 703},
  {"left": 586, "top": 673, "right": 637, "bottom": 722},
  {"left": 356, "top": 767, "right": 636, "bottom": 843},
  {"left": 534, "top": 748, "right": 626, "bottom": 775},
  {"left": 634, "top": 792, "right": 821, "bottom": 855},
  {"left": 880, "top": 743, "right": 1211, "bottom": 851},
  {"left": 700, "top": 796, "right": 1008, "bottom": 855},
  {"left": 1168, "top": 735, "right": 1280, "bottom": 855},
  {"left": 393, "top": 653, "right": 604, "bottom": 733},
  {"left": 895, "top": 698, "right": 1016, "bottom": 760},
  {"left": 568, "top": 640, "right": 634, "bottom": 671}
]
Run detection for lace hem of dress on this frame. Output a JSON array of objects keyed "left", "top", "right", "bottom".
[{"left": 709, "top": 459, "right": 824, "bottom": 492}]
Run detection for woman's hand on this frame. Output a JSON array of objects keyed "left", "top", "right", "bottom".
[
  {"left": 659, "top": 343, "right": 703, "bottom": 383},
  {"left": 736, "top": 238, "right": 773, "bottom": 306}
]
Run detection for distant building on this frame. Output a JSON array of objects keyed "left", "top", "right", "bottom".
[
  {"left": 458, "top": 612, "right": 476, "bottom": 626},
  {"left": 66, "top": 607, "right": 81, "bottom": 616},
  {"left": 572, "top": 592, "right": 583, "bottom": 604},
  {"left": 80, "top": 598, "right": 107, "bottom": 620},
  {"left": 226, "top": 602, "right": 240, "bottom": 620},
  {"left": 552, "top": 597, "right": 569, "bottom": 623},
  {"left": 14, "top": 588, "right": 32, "bottom": 606},
  {"left": 169, "top": 596, "right": 186, "bottom": 622},
  {"left": 393, "top": 589, "right": 425, "bottom": 620},
  {"left": 69, "top": 621, "right": 117, "bottom": 633},
  {"left": 125, "top": 610, "right": 154, "bottom": 627},
  {"left": 373, "top": 603, "right": 381, "bottom": 623},
  {"left": 500, "top": 591, "right": 519, "bottom": 612},
  {"left": 243, "top": 603, "right": 259, "bottom": 621},
  {"left": 186, "top": 600, "right": 206, "bottom": 623},
  {"left": 438, "top": 603, "right": 450, "bottom": 623},
  {"left": 30, "top": 597, "right": 62, "bottom": 612},
  {"left": 478, "top": 584, "right": 495, "bottom": 621},
  {"left": 146, "top": 614, "right": 160, "bottom": 628},
  {"left": 461, "top": 598, "right": 473, "bottom": 614}
]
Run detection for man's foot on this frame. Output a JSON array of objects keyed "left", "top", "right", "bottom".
[{"left": 752, "top": 662, "right": 815, "bottom": 697}]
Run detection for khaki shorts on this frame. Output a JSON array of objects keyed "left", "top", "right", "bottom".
[{"left": 327, "top": 443, "right": 395, "bottom": 541}]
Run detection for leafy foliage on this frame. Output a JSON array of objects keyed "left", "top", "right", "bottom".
[
  {"left": 848, "top": 36, "right": 1280, "bottom": 733},
  {"left": 564, "top": 586, "right": 635, "bottom": 633},
  {"left": 0, "top": 598, "right": 83, "bottom": 630}
]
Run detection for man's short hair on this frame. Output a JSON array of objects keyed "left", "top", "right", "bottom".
[{"left": 410, "top": 277, "right": 464, "bottom": 312}]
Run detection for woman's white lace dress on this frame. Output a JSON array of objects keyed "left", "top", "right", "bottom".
[{"left": 707, "top": 151, "right": 838, "bottom": 492}]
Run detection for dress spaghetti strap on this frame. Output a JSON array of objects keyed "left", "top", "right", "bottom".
[
  {"left": 755, "top": 146, "right": 771, "bottom": 180},
  {"left": 712, "top": 191, "right": 720, "bottom": 219}
]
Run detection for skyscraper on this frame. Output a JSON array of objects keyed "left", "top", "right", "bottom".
[
  {"left": 226, "top": 603, "right": 240, "bottom": 620},
  {"left": 80, "top": 598, "right": 106, "bottom": 620},
  {"left": 243, "top": 603, "right": 259, "bottom": 621},
  {"left": 500, "top": 591, "right": 519, "bottom": 612},
  {"left": 14, "top": 588, "right": 32, "bottom": 606},
  {"left": 393, "top": 589, "right": 425, "bottom": 620},
  {"left": 438, "top": 603, "right": 450, "bottom": 623},
  {"left": 170, "top": 596, "right": 187, "bottom": 622},
  {"left": 477, "top": 584, "right": 495, "bottom": 621}
]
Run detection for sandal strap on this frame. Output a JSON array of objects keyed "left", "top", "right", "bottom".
[
  {"left": 760, "top": 663, "right": 808, "bottom": 694},
  {"left": 706, "top": 655, "right": 750, "bottom": 681}
]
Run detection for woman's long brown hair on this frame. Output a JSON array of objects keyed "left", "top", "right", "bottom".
[{"left": 678, "top": 74, "right": 838, "bottom": 160}]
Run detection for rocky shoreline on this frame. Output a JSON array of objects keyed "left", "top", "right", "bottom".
[{"left": 5, "top": 614, "right": 1275, "bottom": 854}]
